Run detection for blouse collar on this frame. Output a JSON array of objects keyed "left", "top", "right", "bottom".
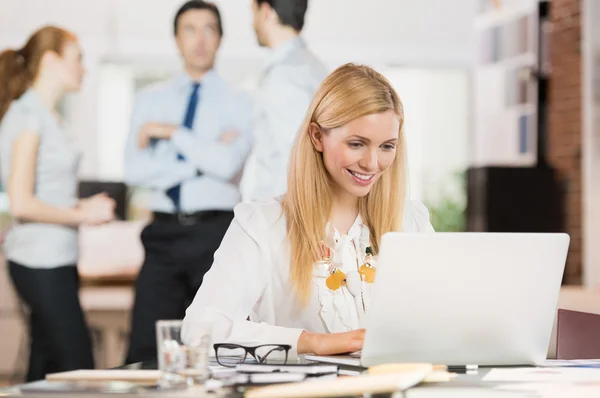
[{"left": 325, "top": 214, "right": 370, "bottom": 251}]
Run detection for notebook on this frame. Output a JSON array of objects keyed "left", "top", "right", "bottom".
[
  {"left": 20, "top": 380, "right": 140, "bottom": 394},
  {"left": 244, "top": 366, "right": 431, "bottom": 398},
  {"left": 236, "top": 363, "right": 339, "bottom": 375},
  {"left": 303, "top": 352, "right": 362, "bottom": 367},
  {"left": 45, "top": 369, "right": 160, "bottom": 386}
]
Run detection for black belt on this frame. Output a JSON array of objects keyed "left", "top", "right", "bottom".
[{"left": 152, "top": 210, "right": 232, "bottom": 226}]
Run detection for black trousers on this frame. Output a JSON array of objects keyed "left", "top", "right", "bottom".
[
  {"left": 8, "top": 261, "right": 94, "bottom": 382},
  {"left": 125, "top": 211, "right": 234, "bottom": 364}
]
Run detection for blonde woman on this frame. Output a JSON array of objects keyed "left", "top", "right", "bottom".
[{"left": 182, "top": 63, "right": 433, "bottom": 358}]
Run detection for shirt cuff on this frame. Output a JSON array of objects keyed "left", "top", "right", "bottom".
[
  {"left": 264, "top": 326, "right": 305, "bottom": 359},
  {"left": 227, "top": 322, "right": 306, "bottom": 359}
]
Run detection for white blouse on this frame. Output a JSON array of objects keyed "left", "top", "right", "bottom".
[{"left": 182, "top": 198, "right": 434, "bottom": 355}]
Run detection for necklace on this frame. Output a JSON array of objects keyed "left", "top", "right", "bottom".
[
  {"left": 322, "top": 223, "right": 377, "bottom": 291},
  {"left": 359, "top": 247, "right": 376, "bottom": 283}
]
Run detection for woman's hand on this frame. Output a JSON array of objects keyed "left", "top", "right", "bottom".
[
  {"left": 76, "top": 193, "right": 116, "bottom": 225},
  {"left": 297, "top": 329, "right": 365, "bottom": 355}
]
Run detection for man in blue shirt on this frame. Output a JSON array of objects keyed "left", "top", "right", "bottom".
[{"left": 123, "top": 0, "right": 252, "bottom": 364}]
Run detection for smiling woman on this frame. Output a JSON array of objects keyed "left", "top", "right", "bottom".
[
  {"left": 309, "top": 111, "right": 399, "bottom": 196},
  {"left": 285, "top": 64, "right": 408, "bottom": 306},
  {"left": 182, "top": 63, "right": 434, "bottom": 358}
]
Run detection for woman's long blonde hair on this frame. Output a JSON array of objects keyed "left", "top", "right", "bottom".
[{"left": 282, "top": 63, "right": 407, "bottom": 306}]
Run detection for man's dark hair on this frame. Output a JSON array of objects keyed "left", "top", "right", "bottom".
[
  {"left": 173, "top": 1, "right": 223, "bottom": 37},
  {"left": 256, "top": 0, "right": 308, "bottom": 32}
]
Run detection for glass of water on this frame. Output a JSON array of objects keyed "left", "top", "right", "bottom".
[{"left": 155, "top": 320, "right": 211, "bottom": 387}]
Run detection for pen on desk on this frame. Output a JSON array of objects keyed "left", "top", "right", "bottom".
[
  {"left": 448, "top": 365, "right": 478, "bottom": 371},
  {"left": 434, "top": 364, "right": 478, "bottom": 371}
]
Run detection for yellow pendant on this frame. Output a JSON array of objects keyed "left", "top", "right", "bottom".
[
  {"left": 359, "top": 264, "right": 376, "bottom": 283},
  {"left": 359, "top": 248, "right": 376, "bottom": 283},
  {"left": 326, "top": 269, "right": 346, "bottom": 291}
]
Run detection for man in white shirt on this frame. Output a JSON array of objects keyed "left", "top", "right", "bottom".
[{"left": 245, "top": 0, "right": 328, "bottom": 201}]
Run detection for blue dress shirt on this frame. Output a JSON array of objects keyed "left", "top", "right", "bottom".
[{"left": 124, "top": 70, "right": 253, "bottom": 213}]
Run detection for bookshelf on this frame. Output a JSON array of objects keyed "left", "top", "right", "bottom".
[
  {"left": 472, "top": 0, "right": 542, "bottom": 167},
  {"left": 467, "top": 1, "right": 563, "bottom": 236}
]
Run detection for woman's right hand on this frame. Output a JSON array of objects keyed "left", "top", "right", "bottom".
[
  {"left": 297, "top": 329, "right": 365, "bottom": 355},
  {"left": 76, "top": 193, "right": 116, "bottom": 225}
]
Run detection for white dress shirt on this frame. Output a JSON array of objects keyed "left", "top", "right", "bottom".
[
  {"left": 124, "top": 70, "right": 253, "bottom": 213},
  {"left": 182, "top": 198, "right": 435, "bottom": 355},
  {"left": 243, "top": 37, "right": 328, "bottom": 202}
]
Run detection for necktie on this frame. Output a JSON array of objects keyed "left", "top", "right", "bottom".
[{"left": 166, "top": 82, "right": 200, "bottom": 211}]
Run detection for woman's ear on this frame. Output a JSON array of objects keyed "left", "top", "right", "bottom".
[
  {"left": 308, "top": 122, "right": 324, "bottom": 152},
  {"left": 39, "top": 50, "right": 62, "bottom": 74},
  {"left": 39, "top": 50, "right": 57, "bottom": 69}
]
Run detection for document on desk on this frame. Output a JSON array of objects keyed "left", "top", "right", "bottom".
[
  {"left": 495, "top": 382, "right": 600, "bottom": 398},
  {"left": 406, "top": 386, "right": 531, "bottom": 397},
  {"left": 541, "top": 359, "right": 600, "bottom": 368},
  {"left": 235, "top": 363, "right": 339, "bottom": 374},
  {"left": 484, "top": 367, "right": 600, "bottom": 382},
  {"left": 245, "top": 368, "right": 430, "bottom": 398}
]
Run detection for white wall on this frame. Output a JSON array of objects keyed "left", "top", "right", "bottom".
[
  {"left": 0, "top": 0, "right": 477, "bottom": 193},
  {"left": 583, "top": 0, "right": 600, "bottom": 289},
  {"left": 382, "top": 68, "right": 470, "bottom": 203},
  {"left": 0, "top": 0, "right": 477, "bottom": 65}
]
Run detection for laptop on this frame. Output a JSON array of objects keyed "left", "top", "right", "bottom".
[{"left": 306, "top": 232, "right": 569, "bottom": 367}]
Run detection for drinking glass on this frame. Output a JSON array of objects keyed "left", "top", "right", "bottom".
[{"left": 155, "top": 320, "right": 211, "bottom": 387}]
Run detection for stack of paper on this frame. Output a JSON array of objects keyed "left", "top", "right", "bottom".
[
  {"left": 235, "top": 363, "right": 339, "bottom": 375},
  {"left": 483, "top": 367, "right": 600, "bottom": 382},
  {"left": 244, "top": 364, "right": 433, "bottom": 398}
]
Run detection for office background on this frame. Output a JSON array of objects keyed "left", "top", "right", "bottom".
[{"left": 0, "top": 0, "right": 597, "bottom": 384}]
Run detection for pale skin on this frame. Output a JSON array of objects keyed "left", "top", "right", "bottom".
[
  {"left": 296, "top": 110, "right": 400, "bottom": 355},
  {"left": 136, "top": 9, "right": 238, "bottom": 149},
  {"left": 9, "top": 40, "right": 115, "bottom": 226}
]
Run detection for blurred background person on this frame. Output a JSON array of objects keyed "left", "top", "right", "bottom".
[
  {"left": 123, "top": 0, "right": 252, "bottom": 364},
  {"left": 0, "top": 26, "right": 115, "bottom": 381},
  {"left": 244, "top": 0, "right": 327, "bottom": 201}
]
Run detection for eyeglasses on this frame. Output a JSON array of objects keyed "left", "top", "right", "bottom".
[{"left": 213, "top": 343, "right": 291, "bottom": 367}]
